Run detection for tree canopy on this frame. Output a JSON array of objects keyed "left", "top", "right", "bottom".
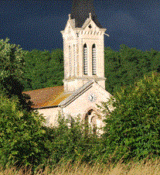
[
  {"left": 102, "top": 73, "right": 160, "bottom": 162},
  {"left": 105, "top": 45, "right": 160, "bottom": 94},
  {"left": 0, "top": 38, "right": 32, "bottom": 110},
  {"left": 0, "top": 91, "right": 49, "bottom": 168},
  {"left": 1, "top": 39, "right": 160, "bottom": 171},
  {"left": 0, "top": 38, "right": 25, "bottom": 97},
  {"left": 21, "top": 44, "right": 160, "bottom": 95},
  {"left": 23, "top": 49, "right": 63, "bottom": 91}
]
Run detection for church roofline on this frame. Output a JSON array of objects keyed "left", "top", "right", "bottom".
[
  {"left": 59, "top": 80, "right": 95, "bottom": 107},
  {"left": 23, "top": 86, "right": 71, "bottom": 109},
  {"left": 61, "top": 20, "right": 106, "bottom": 35}
]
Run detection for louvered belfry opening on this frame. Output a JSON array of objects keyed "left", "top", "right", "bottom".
[
  {"left": 71, "top": 0, "right": 102, "bottom": 28},
  {"left": 83, "top": 44, "right": 88, "bottom": 75},
  {"left": 92, "top": 44, "right": 96, "bottom": 75}
]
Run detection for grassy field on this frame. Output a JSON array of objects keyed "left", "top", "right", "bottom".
[{"left": 1, "top": 159, "right": 160, "bottom": 175}]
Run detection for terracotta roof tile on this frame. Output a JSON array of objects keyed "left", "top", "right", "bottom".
[{"left": 23, "top": 86, "right": 71, "bottom": 109}]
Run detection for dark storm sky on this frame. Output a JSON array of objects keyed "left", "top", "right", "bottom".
[{"left": 1, "top": 0, "right": 160, "bottom": 51}]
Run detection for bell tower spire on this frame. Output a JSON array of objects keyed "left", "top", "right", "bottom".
[
  {"left": 71, "top": 0, "right": 102, "bottom": 28},
  {"left": 61, "top": 0, "right": 107, "bottom": 93}
]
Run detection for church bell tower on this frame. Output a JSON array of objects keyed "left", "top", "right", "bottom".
[{"left": 61, "top": 0, "right": 106, "bottom": 93}]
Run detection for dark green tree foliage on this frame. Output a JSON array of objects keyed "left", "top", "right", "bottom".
[
  {"left": 23, "top": 44, "right": 160, "bottom": 93},
  {"left": 0, "top": 92, "right": 49, "bottom": 168},
  {"left": 46, "top": 117, "right": 102, "bottom": 166},
  {"left": 2, "top": 39, "right": 160, "bottom": 169},
  {"left": 0, "top": 38, "right": 25, "bottom": 97},
  {"left": 23, "top": 49, "right": 63, "bottom": 91},
  {"left": 102, "top": 73, "right": 160, "bottom": 162},
  {"left": 0, "top": 38, "right": 31, "bottom": 110},
  {"left": 105, "top": 45, "right": 160, "bottom": 94}
]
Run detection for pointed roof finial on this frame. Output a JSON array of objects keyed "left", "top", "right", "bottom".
[
  {"left": 71, "top": 0, "right": 102, "bottom": 28},
  {"left": 68, "top": 14, "right": 71, "bottom": 20}
]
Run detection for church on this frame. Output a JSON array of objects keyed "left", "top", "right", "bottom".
[{"left": 24, "top": 0, "right": 112, "bottom": 132}]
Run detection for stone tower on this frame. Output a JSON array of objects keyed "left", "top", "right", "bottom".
[{"left": 61, "top": 0, "right": 106, "bottom": 93}]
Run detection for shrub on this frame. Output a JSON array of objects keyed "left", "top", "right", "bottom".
[
  {"left": 47, "top": 116, "right": 103, "bottom": 167},
  {"left": 103, "top": 73, "right": 160, "bottom": 162},
  {"left": 0, "top": 92, "right": 49, "bottom": 168}
]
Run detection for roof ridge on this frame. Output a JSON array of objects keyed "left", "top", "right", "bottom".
[{"left": 23, "top": 85, "right": 64, "bottom": 93}]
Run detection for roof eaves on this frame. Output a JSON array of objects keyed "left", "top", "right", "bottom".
[{"left": 34, "top": 105, "right": 59, "bottom": 110}]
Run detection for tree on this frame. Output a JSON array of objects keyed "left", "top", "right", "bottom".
[
  {"left": 105, "top": 45, "right": 160, "bottom": 94},
  {"left": 102, "top": 72, "right": 160, "bottom": 162},
  {"left": 0, "top": 91, "right": 49, "bottom": 168},
  {"left": 47, "top": 116, "right": 101, "bottom": 166},
  {"left": 0, "top": 38, "right": 25, "bottom": 96},
  {"left": 0, "top": 38, "right": 30, "bottom": 109},
  {"left": 23, "top": 49, "right": 64, "bottom": 91}
]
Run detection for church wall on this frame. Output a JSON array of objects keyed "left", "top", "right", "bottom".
[
  {"left": 59, "top": 4, "right": 111, "bottom": 134},
  {"left": 37, "top": 107, "right": 61, "bottom": 127},
  {"left": 62, "top": 83, "right": 111, "bottom": 120}
]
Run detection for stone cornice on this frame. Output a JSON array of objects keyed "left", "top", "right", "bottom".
[{"left": 64, "top": 77, "right": 106, "bottom": 82}]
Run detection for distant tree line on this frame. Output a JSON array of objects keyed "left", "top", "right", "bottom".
[
  {"left": 22, "top": 44, "right": 160, "bottom": 95},
  {"left": 105, "top": 45, "right": 160, "bottom": 94},
  {"left": 22, "top": 49, "right": 64, "bottom": 91}
]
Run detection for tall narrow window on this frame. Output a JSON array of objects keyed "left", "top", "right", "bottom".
[
  {"left": 73, "top": 44, "right": 76, "bottom": 76},
  {"left": 69, "top": 46, "right": 72, "bottom": 76},
  {"left": 92, "top": 44, "right": 96, "bottom": 75},
  {"left": 83, "top": 44, "right": 88, "bottom": 75}
]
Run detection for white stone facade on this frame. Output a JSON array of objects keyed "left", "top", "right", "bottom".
[
  {"left": 38, "top": 81, "right": 112, "bottom": 135},
  {"left": 29, "top": 12, "right": 112, "bottom": 135},
  {"left": 59, "top": 80, "right": 112, "bottom": 134},
  {"left": 61, "top": 14, "right": 106, "bottom": 93}
]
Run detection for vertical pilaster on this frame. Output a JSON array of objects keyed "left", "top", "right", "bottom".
[{"left": 76, "top": 34, "right": 79, "bottom": 77}]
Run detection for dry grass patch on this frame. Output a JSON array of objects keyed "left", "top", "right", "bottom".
[{"left": 1, "top": 159, "right": 160, "bottom": 175}]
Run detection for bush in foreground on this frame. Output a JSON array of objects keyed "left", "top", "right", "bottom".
[
  {"left": 0, "top": 92, "right": 49, "bottom": 168},
  {"left": 0, "top": 95, "right": 102, "bottom": 170},
  {"left": 46, "top": 116, "right": 102, "bottom": 167},
  {"left": 103, "top": 73, "right": 160, "bottom": 162}
]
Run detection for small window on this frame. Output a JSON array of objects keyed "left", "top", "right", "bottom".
[{"left": 88, "top": 24, "right": 92, "bottom": 29}]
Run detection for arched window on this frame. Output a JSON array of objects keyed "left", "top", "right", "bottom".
[
  {"left": 69, "top": 46, "right": 72, "bottom": 76},
  {"left": 83, "top": 44, "right": 88, "bottom": 75},
  {"left": 85, "top": 109, "right": 98, "bottom": 135},
  {"left": 92, "top": 44, "right": 96, "bottom": 75}
]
